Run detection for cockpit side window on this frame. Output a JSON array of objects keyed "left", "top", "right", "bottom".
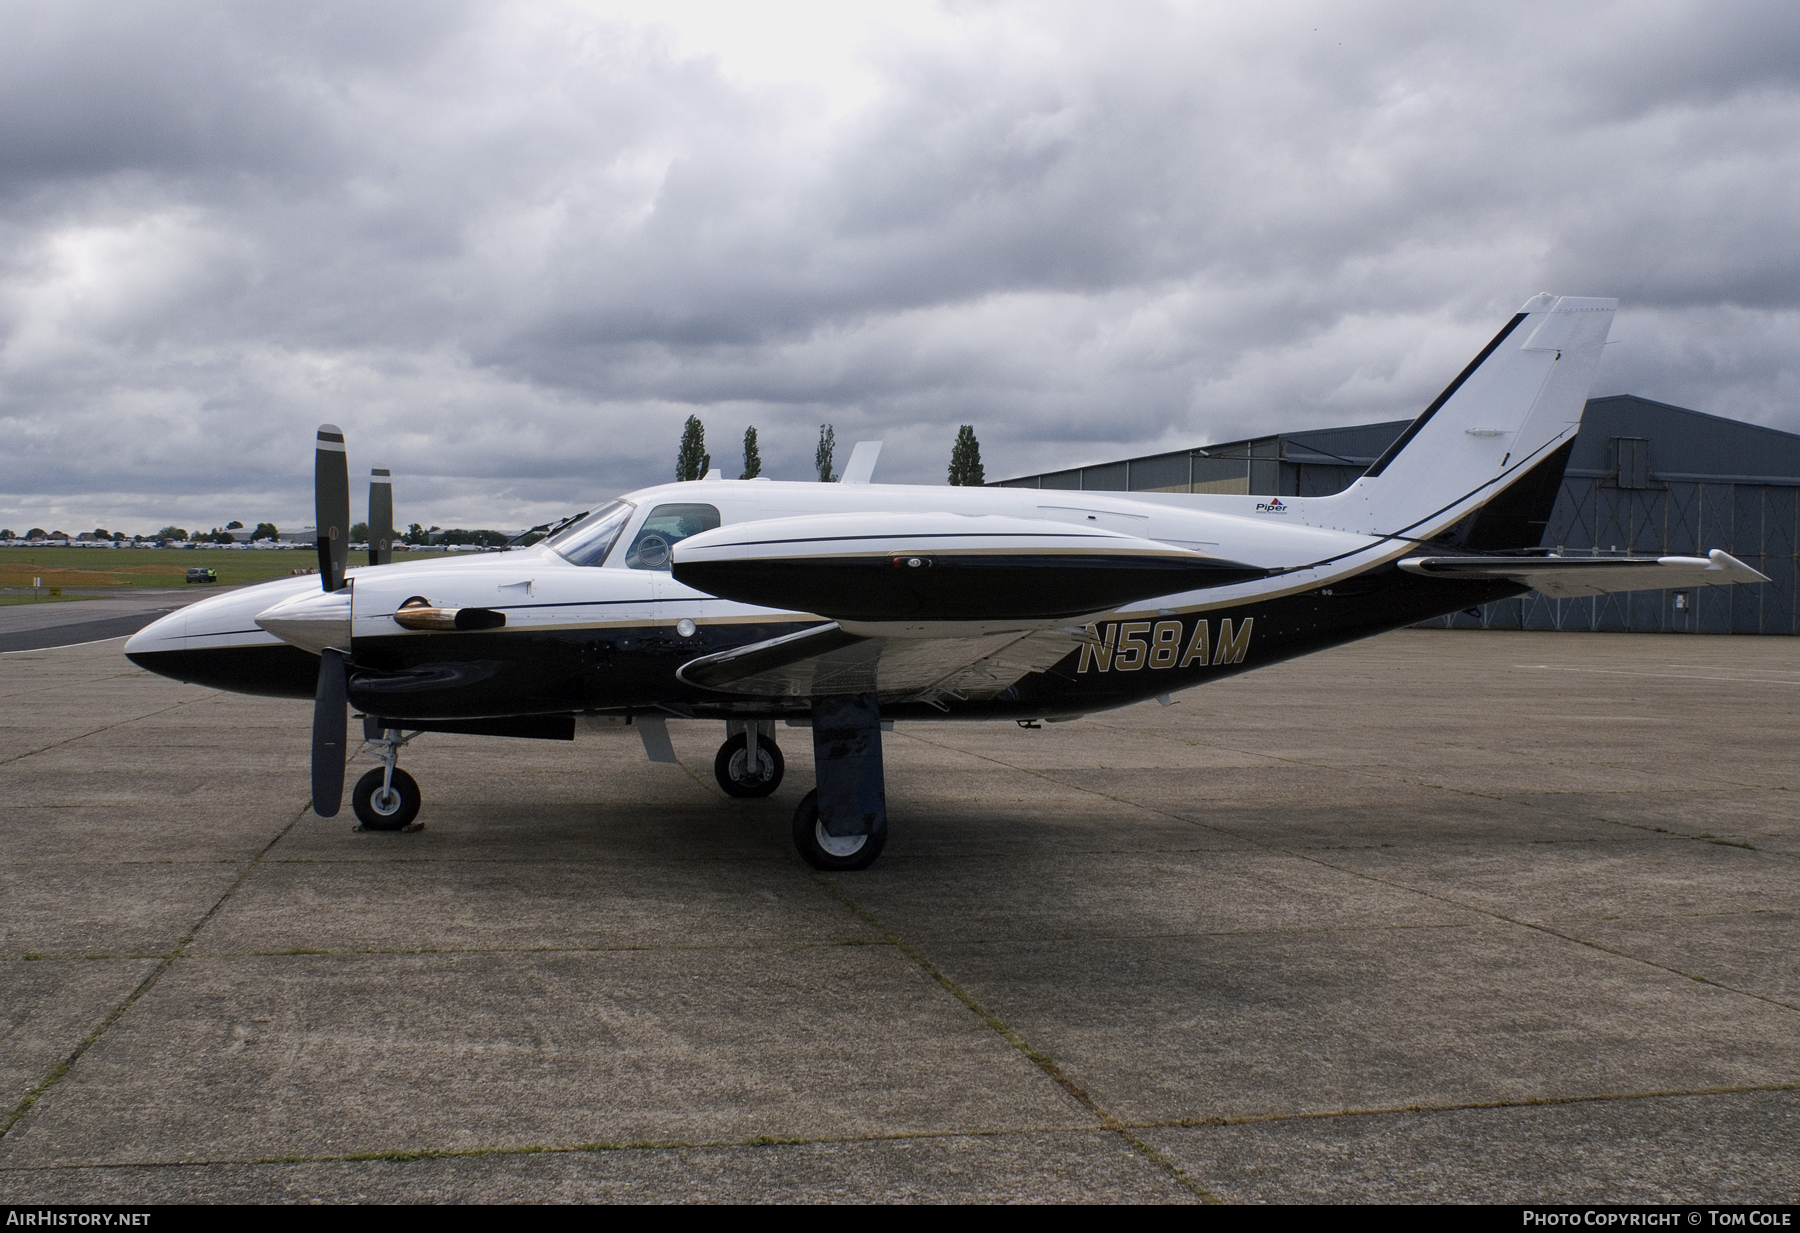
[
  {"left": 544, "top": 500, "right": 634, "bottom": 567},
  {"left": 624, "top": 503, "right": 721, "bottom": 571}
]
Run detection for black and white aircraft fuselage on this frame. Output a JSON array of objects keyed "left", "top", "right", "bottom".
[{"left": 126, "top": 295, "right": 1766, "bottom": 868}]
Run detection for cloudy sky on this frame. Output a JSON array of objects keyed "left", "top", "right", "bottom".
[{"left": 2, "top": 0, "right": 1796, "bottom": 534}]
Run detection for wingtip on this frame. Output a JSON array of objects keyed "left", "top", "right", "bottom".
[{"left": 1709, "top": 548, "right": 1772, "bottom": 584}]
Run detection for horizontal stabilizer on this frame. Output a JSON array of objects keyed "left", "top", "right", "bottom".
[
  {"left": 1398, "top": 549, "right": 1768, "bottom": 598},
  {"left": 673, "top": 512, "right": 1264, "bottom": 622}
]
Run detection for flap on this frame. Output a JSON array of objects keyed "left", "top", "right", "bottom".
[
  {"left": 1398, "top": 549, "right": 1769, "bottom": 598},
  {"left": 672, "top": 511, "right": 1264, "bottom": 622},
  {"left": 677, "top": 620, "right": 1088, "bottom": 705}
]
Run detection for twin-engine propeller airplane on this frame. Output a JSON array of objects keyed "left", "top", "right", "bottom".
[{"left": 127, "top": 294, "right": 1767, "bottom": 869}]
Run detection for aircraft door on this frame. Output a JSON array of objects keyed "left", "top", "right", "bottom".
[
  {"left": 627, "top": 500, "right": 722, "bottom": 615},
  {"left": 599, "top": 502, "right": 722, "bottom": 700}
]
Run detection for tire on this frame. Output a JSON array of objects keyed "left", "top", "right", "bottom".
[
  {"left": 352, "top": 767, "right": 421, "bottom": 831},
  {"left": 713, "top": 733, "right": 784, "bottom": 798},
  {"left": 791, "top": 788, "right": 886, "bottom": 871}
]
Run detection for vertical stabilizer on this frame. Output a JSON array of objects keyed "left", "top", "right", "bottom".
[{"left": 1313, "top": 294, "right": 1615, "bottom": 539}]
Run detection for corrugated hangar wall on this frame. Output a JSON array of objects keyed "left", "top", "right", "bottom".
[
  {"left": 1435, "top": 396, "right": 1800, "bottom": 635},
  {"left": 993, "top": 395, "right": 1800, "bottom": 635}
]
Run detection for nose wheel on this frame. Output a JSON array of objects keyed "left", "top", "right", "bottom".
[
  {"left": 353, "top": 766, "right": 421, "bottom": 830},
  {"left": 352, "top": 721, "right": 423, "bottom": 831},
  {"left": 713, "top": 729, "right": 784, "bottom": 797}
]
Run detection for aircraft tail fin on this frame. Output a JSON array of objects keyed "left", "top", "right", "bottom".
[
  {"left": 1432, "top": 437, "right": 1575, "bottom": 552},
  {"left": 1312, "top": 294, "right": 1616, "bottom": 540}
]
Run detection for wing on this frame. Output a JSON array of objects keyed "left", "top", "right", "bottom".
[
  {"left": 677, "top": 621, "right": 1090, "bottom": 706},
  {"left": 1398, "top": 549, "right": 1768, "bottom": 598},
  {"left": 671, "top": 511, "right": 1261, "bottom": 704},
  {"left": 671, "top": 511, "right": 1265, "bottom": 625}
]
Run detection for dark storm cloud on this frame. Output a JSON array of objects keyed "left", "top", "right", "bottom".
[{"left": 0, "top": 0, "right": 1796, "bottom": 532}]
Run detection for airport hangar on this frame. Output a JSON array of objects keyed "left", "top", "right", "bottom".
[{"left": 994, "top": 394, "right": 1800, "bottom": 638}]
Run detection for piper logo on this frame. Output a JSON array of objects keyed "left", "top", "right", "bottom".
[
  {"left": 1076, "top": 617, "right": 1253, "bottom": 674},
  {"left": 1255, "top": 498, "right": 1287, "bottom": 514}
]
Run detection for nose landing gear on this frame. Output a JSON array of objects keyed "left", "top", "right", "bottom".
[
  {"left": 353, "top": 719, "right": 423, "bottom": 831},
  {"left": 713, "top": 720, "right": 784, "bottom": 797},
  {"left": 353, "top": 765, "right": 421, "bottom": 830}
]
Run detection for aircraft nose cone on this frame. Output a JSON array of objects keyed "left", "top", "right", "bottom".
[{"left": 255, "top": 588, "right": 351, "bottom": 655}]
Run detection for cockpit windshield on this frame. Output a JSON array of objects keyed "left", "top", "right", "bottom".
[{"left": 544, "top": 500, "right": 634, "bottom": 567}]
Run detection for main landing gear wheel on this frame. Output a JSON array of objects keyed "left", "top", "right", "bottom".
[
  {"left": 714, "top": 733, "right": 784, "bottom": 797},
  {"left": 352, "top": 767, "right": 421, "bottom": 831},
  {"left": 791, "top": 788, "right": 886, "bottom": 872}
]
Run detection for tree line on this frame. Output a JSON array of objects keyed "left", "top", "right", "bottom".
[
  {"left": 2, "top": 520, "right": 280, "bottom": 543},
  {"left": 1, "top": 520, "right": 527, "bottom": 548},
  {"left": 674, "top": 418, "right": 985, "bottom": 485}
]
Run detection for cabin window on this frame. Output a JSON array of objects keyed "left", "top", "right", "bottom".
[{"left": 624, "top": 503, "right": 721, "bottom": 570}]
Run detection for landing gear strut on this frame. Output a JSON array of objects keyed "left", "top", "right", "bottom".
[
  {"left": 792, "top": 694, "right": 886, "bottom": 871},
  {"left": 714, "top": 720, "right": 784, "bottom": 797},
  {"left": 353, "top": 719, "right": 422, "bottom": 831}
]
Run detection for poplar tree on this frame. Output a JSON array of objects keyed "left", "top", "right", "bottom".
[
  {"left": 740, "top": 426, "right": 762, "bottom": 479},
  {"left": 815, "top": 424, "right": 836, "bottom": 482},
  {"left": 675, "top": 415, "right": 710, "bottom": 481},
  {"left": 947, "top": 425, "right": 985, "bottom": 486}
]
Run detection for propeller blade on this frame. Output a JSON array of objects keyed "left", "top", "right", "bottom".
[
  {"left": 369, "top": 467, "right": 394, "bottom": 567},
  {"left": 315, "top": 424, "right": 350, "bottom": 591},
  {"left": 311, "top": 647, "right": 348, "bottom": 817}
]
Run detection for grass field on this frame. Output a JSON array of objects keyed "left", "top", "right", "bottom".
[
  {"left": 0, "top": 593, "right": 98, "bottom": 606},
  {"left": 0, "top": 546, "right": 456, "bottom": 589}
]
